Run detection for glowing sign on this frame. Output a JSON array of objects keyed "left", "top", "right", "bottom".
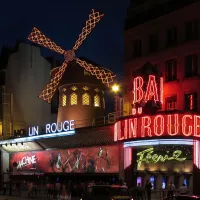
[
  {"left": 137, "top": 148, "right": 186, "bottom": 168},
  {"left": 17, "top": 155, "right": 37, "bottom": 169},
  {"left": 28, "top": 120, "right": 75, "bottom": 137},
  {"left": 133, "top": 75, "right": 163, "bottom": 104},
  {"left": 114, "top": 113, "right": 200, "bottom": 141}
]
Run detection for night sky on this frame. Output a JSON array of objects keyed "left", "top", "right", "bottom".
[{"left": 0, "top": 0, "right": 129, "bottom": 80}]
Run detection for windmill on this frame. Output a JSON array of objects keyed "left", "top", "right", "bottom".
[{"left": 28, "top": 9, "right": 116, "bottom": 104}]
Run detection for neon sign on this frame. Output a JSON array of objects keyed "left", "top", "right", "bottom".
[
  {"left": 133, "top": 75, "right": 163, "bottom": 104},
  {"left": 28, "top": 120, "right": 75, "bottom": 137},
  {"left": 17, "top": 155, "right": 37, "bottom": 169},
  {"left": 114, "top": 113, "right": 200, "bottom": 141},
  {"left": 137, "top": 148, "right": 186, "bottom": 168}
]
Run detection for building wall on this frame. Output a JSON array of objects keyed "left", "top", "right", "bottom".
[
  {"left": 5, "top": 43, "right": 52, "bottom": 130},
  {"left": 57, "top": 83, "right": 105, "bottom": 128},
  {"left": 124, "top": 1, "right": 200, "bottom": 114}
]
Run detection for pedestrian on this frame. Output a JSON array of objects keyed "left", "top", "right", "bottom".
[
  {"left": 167, "top": 181, "right": 175, "bottom": 197},
  {"left": 136, "top": 183, "right": 144, "bottom": 200},
  {"left": 3, "top": 181, "right": 7, "bottom": 195},
  {"left": 178, "top": 184, "right": 189, "bottom": 195},
  {"left": 145, "top": 180, "right": 152, "bottom": 200}
]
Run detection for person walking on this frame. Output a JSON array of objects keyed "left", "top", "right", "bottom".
[
  {"left": 136, "top": 183, "right": 144, "bottom": 200},
  {"left": 3, "top": 182, "right": 7, "bottom": 195},
  {"left": 145, "top": 180, "right": 152, "bottom": 200},
  {"left": 167, "top": 181, "right": 175, "bottom": 197}
]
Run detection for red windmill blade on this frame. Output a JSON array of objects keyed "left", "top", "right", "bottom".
[{"left": 28, "top": 9, "right": 116, "bottom": 103}]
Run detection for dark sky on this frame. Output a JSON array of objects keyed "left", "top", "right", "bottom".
[{"left": 0, "top": 0, "right": 130, "bottom": 80}]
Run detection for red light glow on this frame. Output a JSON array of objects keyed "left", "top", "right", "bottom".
[
  {"left": 132, "top": 75, "right": 163, "bottom": 104},
  {"left": 114, "top": 113, "right": 200, "bottom": 141}
]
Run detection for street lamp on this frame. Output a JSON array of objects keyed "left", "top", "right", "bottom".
[{"left": 112, "top": 84, "right": 120, "bottom": 93}]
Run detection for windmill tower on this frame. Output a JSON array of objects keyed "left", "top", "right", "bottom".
[{"left": 28, "top": 9, "right": 115, "bottom": 128}]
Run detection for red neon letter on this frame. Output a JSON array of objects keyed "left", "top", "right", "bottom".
[
  {"left": 129, "top": 118, "right": 137, "bottom": 138},
  {"left": 141, "top": 116, "right": 152, "bottom": 137},
  {"left": 154, "top": 115, "right": 164, "bottom": 136},
  {"left": 133, "top": 76, "right": 144, "bottom": 103},
  {"left": 182, "top": 115, "right": 193, "bottom": 136},
  {"left": 124, "top": 119, "right": 128, "bottom": 139},
  {"left": 160, "top": 77, "right": 163, "bottom": 104},
  {"left": 114, "top": 122, "right": 119, "bottom": 141},
  {"left": 194, "top": 115, "right": 200, "bottom": 137},
  {"left": 144, "top": 75, "right": 159, "bottom": 101},
  {"left": 167, "top": 114, "right": 179, "bottom": 136}
]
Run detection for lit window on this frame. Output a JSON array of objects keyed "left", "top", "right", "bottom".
[
  {"left": 71, "top": 86, "right": 78, "bottom": 91},
  {"left": 70, "top": 93, "right": 77, "bottom": 105},
  {"left": 62, "top": 95, "right": 67, "bottom": 106},
  {"left": 94, "top": 95, "right": 100, "bottom": 107},
  {"left": 82, "top": 93, "right": 90, "bottom": 105},
  {"left": 83, "top": 86, "right": 89, "bottom": 91}
]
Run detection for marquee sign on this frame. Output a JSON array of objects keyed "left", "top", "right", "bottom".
[
  {"left": 114, "top": 113, "right": 200, "bottom": 141},
  {"left": 137, "top": 147, "right": 186, "bottom": 168},
  {"left": 28, "top": 120, "right": 75, "bottom": 137}
]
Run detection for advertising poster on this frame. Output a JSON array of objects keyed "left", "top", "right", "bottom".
[{"left": 10, "top": 145, "right": 119, "bottom": 174}]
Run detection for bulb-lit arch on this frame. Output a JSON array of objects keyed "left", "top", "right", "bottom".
[
  {"left": 94, "top": 95, "right": 100, "bottom": 107},
  {"left": 82, "top": 93, "right": 90, "bottom": 105},
  {"left": 70, "top": 93, "right": 78, "bottom": 105}
]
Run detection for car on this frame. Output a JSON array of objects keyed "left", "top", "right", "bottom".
[
  {"left": 164, "top": 195, "right": 200, "bottom": 200},
  {"left": 80, "top": 185, "right": 133, "bottom": 200}
]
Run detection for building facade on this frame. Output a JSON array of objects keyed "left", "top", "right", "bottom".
[
  {"left": 0, "top": 42, "right": 52, "bottom": 137},
  {"left": 120, "top": 0, "right": 200, "bottom": 196}
]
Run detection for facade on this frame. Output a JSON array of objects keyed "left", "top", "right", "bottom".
[
  {"left": 120, "top": 0, "right": 200, "bottom": 196},
  {"left": 0, "top": 42, "right": 52, "bottom": 137}
]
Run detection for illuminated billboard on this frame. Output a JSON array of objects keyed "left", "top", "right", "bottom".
[{"left": 10, "top": 145, "right": 119, "bottom": 174}]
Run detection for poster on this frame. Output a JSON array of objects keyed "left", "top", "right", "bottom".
[{"left": 10, "top": 145, "right": 119, "bottom": 173}]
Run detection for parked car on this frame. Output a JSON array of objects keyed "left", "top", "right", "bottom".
[
  {"left": 80, "top": 185, "right": 133, "bottom": 200},
  {"left": 165, "top": 195, "right": 200, "bottom": 200}
]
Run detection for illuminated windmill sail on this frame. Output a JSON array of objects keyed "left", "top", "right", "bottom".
[{"left": 28, "top": 9, "right": 116, "bottom": 103}]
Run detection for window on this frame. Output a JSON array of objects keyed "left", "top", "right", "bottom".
[
  {"left": 83, "top": 86, "right": 89, "bottom": 91},
  {"left": 94, "top": 95, "right": 100, "bottom": 107},
  {"left": 133, "top": 39, "right": 142, "bottom": 57},
  {"left": 70, "top": 93, "right": 77, "bottom": 105},
  {"left": 148, "top": 34, "right": 158, "bottom": 52},
  {"left": 62, "top": 95, "right": 67, "bottom": 106},
  {"left": 185, "top": 20, "right": 199, "bottom": 41},
  {"left": 166, "top": 27, "right": 177, "bottom": 47},
  {"left": 185, "top": 92, "right": 198, "bottom": 111},
  {"left": 166, "top": 96, "right": 177, "bottom": 110},
  {"left": 185, "top": 54, "right": 198, "bottom": 77},
  {"left": 82, "top": 93, "right": 90, "bottom": 105},
  {"left": 102, "top": 98, "right": 105, "bottom": 109},
  {"left": 71, "top": 86, "right": 78, "bottom": 91},
  {"left": 165, "top": 59, "right": 177, "bottom": 82}
]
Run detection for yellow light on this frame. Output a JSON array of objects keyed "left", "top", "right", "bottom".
[{"left": 112, "top": 84, "right": 119, "bottom": 93}]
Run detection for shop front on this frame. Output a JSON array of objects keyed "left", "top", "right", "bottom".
[
  {"left": 114, "top": 112, "right": 200, "bottom": 195},
  {"left": 1, "top": 124, "right": 121, "bottom": 185}
]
